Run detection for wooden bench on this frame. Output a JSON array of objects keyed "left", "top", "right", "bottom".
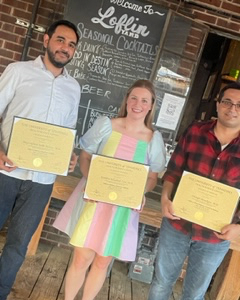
[{"left": 27, "top": 175, "right": 240, "bottom": 300}]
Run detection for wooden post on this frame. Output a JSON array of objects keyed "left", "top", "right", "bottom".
[
  {"left": 209, "top": 249, "right": 240, "bottom": 300},
  {"left": 26, "top": 199, "right": 51, "bottom": 256},
  {"left": 26, "top": 175, "right": 80, "bottom": 256}
]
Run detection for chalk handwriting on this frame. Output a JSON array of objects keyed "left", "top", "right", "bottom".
[
  {"left": 72, "top": 68, "right": 88, "bottom": 80},
  {"left": 143, "top": 5, "right": 165, "bottom": 16},
  {"left": 110, "top": 0, "right": 142, "bottom": 12},
  {"left": 110, "top": 1, "right": 165, "bottom": 16},
  {"left": 82, "top": 84, "right": 111, "bottom": 98},
  {"left": 116, "top": 35, "right": 158, "bottom": 55},
  {"left": 91, "top": 6, "right": 149, "bottom": 37},
  {"left": 78, "top": 23, "right": 114, "bottom": 46}
]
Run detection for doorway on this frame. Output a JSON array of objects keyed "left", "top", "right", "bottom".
[
  {"left": 177, "top": 33, "right": 230, "bottom": 138},
  {"left": 178, "top": 32, "right": 240, "bottom": 139}
]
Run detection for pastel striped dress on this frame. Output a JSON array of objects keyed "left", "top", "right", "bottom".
[{"left": 53, "top": 116, "right": 166, "bottom": 261}]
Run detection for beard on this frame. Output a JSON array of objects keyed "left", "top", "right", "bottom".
[{"left": 46, "top": 47, "right": 72, "bottom": 68}]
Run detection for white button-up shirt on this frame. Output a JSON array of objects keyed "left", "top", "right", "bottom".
[{"left": 0, "top": 56, "right": 81, "bottom": 184}]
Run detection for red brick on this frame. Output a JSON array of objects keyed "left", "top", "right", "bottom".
[
  {"left": 41, "top": 0, "right": 61, "bottom": 11},
  {"left": 0, "top": 4, "right": 11, "bottom": 14},
  {"left": 2, "top": 0, "right": 27, "bottom": 6},
  {"left": 37, "top": 15, "right": 55, "bottom": 26},
  {"left": 46, "top": 209, "right": 58, "bottom": 218},
  {"left": 182, "top": 2, "right": 206, "bottom": 12},
  {"left": 0, "top": 31, "right": 22, "bottom": 43},
  {"left": 12, "top": 8, "right": 32, "bottom": 19},
  {"left": 38, "top": 7, "right": 56, "bottom": 18},
  {"left": 43, "top": 224, "right": 59, "bottom": 234},
  {"left": 217, "top": 18, "right": 240, "bottom": 32},
  {"left": 48, "top": 218, "right": 55, "bottom": 225},
  {"left": 193, "top": 11, "right": 217, "bottom": 24},
  {"left": 30, "top": 39, "right": 44, "bottom": 50},
  {"left": 28, "top": 47, "right": 44, "bottom": 59},
  {"left": 36, "top": 33, "right": 45, "bottom": 43},
  {"left": 184, "top": 43, "right": 199, "bottom": 57},
  {"left": 0, "top": 48, "right": 14, "bottom": 59},
  {"left": 0, "top": 13, "right": 16, "bottom": 24},
  {"left": 5, "top": 41, "right": 23, "bottom": 53},
  {"left": 177, "top": 7, "right": 195, "bottom": 18},
  {"left": 2, "top": 23, "right": 14, "bottom": 32},
  {"left": 27, "top": 2, "right": 33, "bottom": 13},
  {"left": 180, "top": 59, "right": 194, "bottom": 71},
  {"left": 3, "top": 0, "right": 27, "bottom": 10},
  {"left": 186, "top": 35, "right": 202, "bottom": 49},
  {"left": 31, "top": 31, "right": 40, "bottom": 40},
  {"left": 198, "top": 0, "right": 221, "bottom": 8},
  {"left": 0, "top": 56, "right": 15, "bottom": 66},
  {"left": 40, "top": 231, "right": 48, "bottom": 238},
  {"left": 13, "top": 52, "right": 21, "bottom": 61},
  {"left": 14, "top": 26, "right": 27, "bottom": 36},
  {"left": 189, "top": 27, "right": 205, "bottom": 39},
  {"left": 221, "top": 2, "right": 240, "bottom": 14}
]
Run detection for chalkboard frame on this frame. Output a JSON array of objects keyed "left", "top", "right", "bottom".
[{"left": 64, "top": 0, "right": 169, "bottom": 145}]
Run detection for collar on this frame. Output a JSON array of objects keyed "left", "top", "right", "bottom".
[
  {"left": 33, "top": 55, "right": 69, "bottom": 78},
  {"left": 208, "top": 120, "right": 240, "bottom": 144}
]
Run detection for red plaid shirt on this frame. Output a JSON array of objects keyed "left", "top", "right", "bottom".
[{"left": 164, "top": 120, "right": 240, "bottom": 243}]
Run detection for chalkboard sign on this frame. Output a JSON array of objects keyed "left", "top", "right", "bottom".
[{"left": 65, "top": 0, "right": 168, "bottom": 147}]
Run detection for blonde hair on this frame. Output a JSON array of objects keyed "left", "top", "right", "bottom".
[{"left": 118, "top": 79, "right": 156, "bottom": 130}]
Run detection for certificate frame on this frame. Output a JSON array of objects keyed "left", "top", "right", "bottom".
[
  {"left": 7, "top": 117, "right": 76, "bottom": 176},
  {"left": 172, "top": 171, "right": 240, "bottom": 232},
  {"left": 84, "top": 154, "right": 149, "bottom": 210}
]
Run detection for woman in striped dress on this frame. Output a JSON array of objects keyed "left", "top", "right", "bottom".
[{"left": 53, "top": 79, "right": 166, "bottom": 300}]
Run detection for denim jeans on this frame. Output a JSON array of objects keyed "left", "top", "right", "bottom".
[
  {"left": 148, "top": 218, "right": 230, "bottom": 300},
  {"left": 0, "top": 173, "right": 53, "bottom": 300}
]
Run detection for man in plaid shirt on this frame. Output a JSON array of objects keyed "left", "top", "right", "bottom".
[{"left": 149, "top": 82, "right": 240, "bottom": 300}]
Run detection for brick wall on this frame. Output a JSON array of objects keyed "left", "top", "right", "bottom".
[
  {"left": 40, "top": 199, "right": 72, "bottom": 249},
  {"left": 0, "top": 0, "right": 68, "bottom": 74},
  {"left": 152, "top": 0, "right": 240, "bottom": 35}
]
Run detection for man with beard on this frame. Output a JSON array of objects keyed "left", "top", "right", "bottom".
[{"left": 0, "top": 20, "right": 80, "bottom": 299}]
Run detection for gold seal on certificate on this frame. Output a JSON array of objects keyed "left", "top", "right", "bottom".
[
  {"left": 173, "top": 171, "right": 240, "bottom": 232},
  {"left": 7, "top": 117, "right": 76, "bottom": 176},
  {"left": 84, "top": 154, "right": 149, "bottom": 209}
]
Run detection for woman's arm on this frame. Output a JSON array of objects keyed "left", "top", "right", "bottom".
[
  {"left": 79, "top": 150, "right": 92, "bottom": 178},
  {"left": 145, "top": 171, "right": 158, "bottom": 194},
  {"left": 137, "top": 171, "right": 158, "bottom": 212}
]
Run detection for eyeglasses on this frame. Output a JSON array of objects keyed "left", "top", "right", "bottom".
[{"left": 220, "top": 100, "right": 240, "bottom": 111}]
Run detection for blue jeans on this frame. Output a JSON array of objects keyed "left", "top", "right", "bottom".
[
  {"left": 0, "top": 173, "right": 53, "bottom": 300},
  {"left": 148, "top": 218, "right": 230, "bottom": 300}
]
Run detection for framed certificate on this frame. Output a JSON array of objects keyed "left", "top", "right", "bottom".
[
  {"left": 173, "top": 171, "right": 240, "bottom": 232},
  {"left": 7, "top": 117, "right": 76, "bottom": 176},
  {"left": 84, "top": 154, "right": 149, "bottom": 209}
]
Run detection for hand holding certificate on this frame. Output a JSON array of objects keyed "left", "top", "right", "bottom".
[
  {"left": 7, "top": 117, "right": 76, "bottom": 176},
  {"left": 84, "top": 154, "right": 149, "bottom": 210},
  {"left": 172, "top": 171, "right": 240, "bottom": 232}
]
